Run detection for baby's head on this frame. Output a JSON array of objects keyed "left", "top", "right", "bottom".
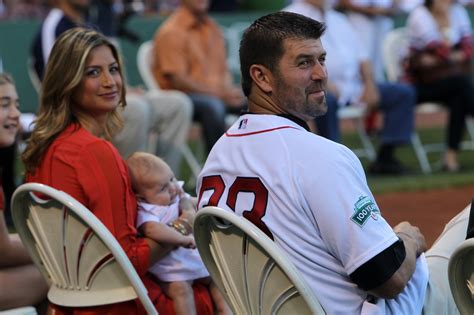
[{"left": 127, "top": 152, "right": 179, "bottom": 206}]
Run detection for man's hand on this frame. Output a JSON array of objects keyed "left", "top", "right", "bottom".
[
  {"left": 359, "top": 82, "right": 380, "bottom": 111},
  {"left": 393, "top": 221, "right": 427, "bottom": 256}
]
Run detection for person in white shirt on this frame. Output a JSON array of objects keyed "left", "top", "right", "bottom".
[
  {"left": 405, "top": 0, "right": 474, "bottom": 172},
  {"left": 197, "top": 11, "right": 472, "bottom": 314},
  {"left": 336, "top": 0, "right": 400, "bottom": 82},
  {"left": 284, "top": 0, "right": 416, "bottom": 175}
]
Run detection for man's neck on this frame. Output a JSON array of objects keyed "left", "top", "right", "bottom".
[
  {"left": 248, "top": 90, "right": 285, "bottom": 116},
  {"left": 182, "top": 5, "right": 208, "bottom": 24}
]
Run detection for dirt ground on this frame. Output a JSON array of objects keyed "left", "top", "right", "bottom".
[{"left": 375, "top": 185, "right": 474, "bottom": 247}]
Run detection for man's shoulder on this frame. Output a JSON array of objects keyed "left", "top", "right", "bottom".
[{"left": 154, "top": 15, "right": 187, "bottom": 42}]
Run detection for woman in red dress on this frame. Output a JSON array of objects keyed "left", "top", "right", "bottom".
[{"left": 22, "top": 28, "right": 212, "bottom": 314}]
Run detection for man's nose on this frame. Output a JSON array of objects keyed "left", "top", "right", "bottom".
[{"left": 311, "top": 63, "right": 327, "bottom": 81}]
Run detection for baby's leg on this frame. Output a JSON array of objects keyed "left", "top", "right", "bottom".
[
  {"left": 161, "top": 280, "right": 196, "bottom": 315},
  {"left": 196, "top": 277, "right": 232, "bottom": 315}
]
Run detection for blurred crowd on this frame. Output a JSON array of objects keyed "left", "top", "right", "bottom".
[
  {"left": 0, "top": 0, "right": 243, "bottom": 20},
  {"left": 2, "top": 0, "right": 474, "bottom": 21}
]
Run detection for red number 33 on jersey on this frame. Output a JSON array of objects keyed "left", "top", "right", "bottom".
[{"left": 198, "top": 175, "right": 272, "bottom": 237}]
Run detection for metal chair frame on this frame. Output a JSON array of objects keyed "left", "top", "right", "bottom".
[{"left": 194, "top": 206, "right": 325, "bottom": 315}]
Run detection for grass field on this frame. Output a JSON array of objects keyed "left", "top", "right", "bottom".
[{"left": 343, "top": 127, "right": 474, "bottom": 194}]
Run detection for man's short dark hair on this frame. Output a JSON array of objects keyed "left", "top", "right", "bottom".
[{"left": 239, "top": 11, "right": 326, "bottom": 96}]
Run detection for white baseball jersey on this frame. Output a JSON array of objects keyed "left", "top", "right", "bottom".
[
  {"left": 197, "top": 114, "right": 428, "bottom": 314},
  {"left": 137, "top": 199, "right": 209, "bottom": 282}
]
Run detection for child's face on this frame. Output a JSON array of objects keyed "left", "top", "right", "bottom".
[{"left": 140, "top": 164, "right": 179, "bottom": 206}]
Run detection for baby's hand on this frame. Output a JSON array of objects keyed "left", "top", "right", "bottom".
[{"left": 181, "top": 235, "right": 196, "bottom": 249}]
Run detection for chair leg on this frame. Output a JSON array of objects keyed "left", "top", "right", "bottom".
[
  {"left": 410, "top": 132, "right": 432, "bottom": 174},
  {"left": 180, "top": 145, "right": 202, "bottom": 180},
  {"left": 461, "top": 117, "right": 474, "bottom": 151},
  {"left": 355, "top": 117, "right": 376, "bottom": 161}
]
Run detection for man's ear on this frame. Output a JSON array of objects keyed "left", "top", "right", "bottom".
[{"left": 249, "top": 64, "right": 273, "bottom": 93}]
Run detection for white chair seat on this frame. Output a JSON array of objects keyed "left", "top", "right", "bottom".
[
  {"left": 194, "top": 206, "right": 325, "bottom": 314},
  {"left": 449, "top": 238, "right": 474, "bottom": 314},
  {"left": 11, "top": 183, "right": 157, "bottom": 314},
  {"left": 0, "top": 306, "right": 37, "bottom": 315}
]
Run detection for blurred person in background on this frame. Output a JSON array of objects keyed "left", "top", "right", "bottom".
[
  {"left": 336, "top": 0, "right": 401, "bottom": 82},
  {"left": 152, "top": 0, "right": 246, "bottom": 153},
  {"left": 284, "top": 0, "right": 416, "bottom": 175},
  {"left": 404, "top": 0, "right": 474, "bottom": 172}
]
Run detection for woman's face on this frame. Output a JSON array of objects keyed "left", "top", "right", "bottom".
[
  {"left": 0, "top": 83, "right": 20, "bottom": 147},
  {"left": 73, "top": 45, "right": 123, "bottom": 120}
]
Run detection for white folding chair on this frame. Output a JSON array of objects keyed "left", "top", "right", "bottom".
[
  {"left": 338, "top": 105, "right": 376, "bottom": 161},
  {"left": 27, "top": 57, "right": 41, "bottom": 95},
  {"left": 10, "top": 183, "right": 158, "bottom": 315},
  {"left": 194, "top": 206, "right": 325, "bottom": 315},
  {"left": 137, "top": 40, "right": 202, "bottom": 180},
  {"left": 0, "top": 306, "right": 37, "bottom": 315},
  {"left": 382, "top": 27, "right": 474, "bottom": 173},
  {"left": 137, "top": 41, "right": 160, "bottom": 91},
  {"left": 448, "top": 237, "right": 474, "bottom": 314}
]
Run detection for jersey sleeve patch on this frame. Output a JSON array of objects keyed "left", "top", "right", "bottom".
[{"left": 350, "top": 196, "right": 381, "bottom": 227}]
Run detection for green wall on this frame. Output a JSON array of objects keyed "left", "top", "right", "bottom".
[
  {"left": 1, "top": 9, "right": 473, "bottom": 113},
  {"left": 0, "top": 12, "right": 265, "bottom": 113}
]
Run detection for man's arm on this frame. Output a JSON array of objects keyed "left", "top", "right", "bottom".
[
  {"left": 369, "top": 222, "right": 427, "bottom": 298},
  {"left": 358, "top": 60, "right": 380, "bottom": 110}
]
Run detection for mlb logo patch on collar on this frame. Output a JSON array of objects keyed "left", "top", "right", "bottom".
[
  {"left": 238, "top": 118, "right": 248, "bottom": 129},
  {"left": 351, "top": 196, "right": 380, "bottom": 227}
]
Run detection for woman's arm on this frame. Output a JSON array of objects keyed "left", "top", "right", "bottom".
[
  {"left": 140, "top": 221, "right": 195, "bottom": 249},
  {"left": 0, "top": 212, "right": 32, "bottom": 268}
]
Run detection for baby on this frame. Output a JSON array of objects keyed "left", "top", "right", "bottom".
[{"left": 126, "top": 152, "right": 231, "bottom": 315}]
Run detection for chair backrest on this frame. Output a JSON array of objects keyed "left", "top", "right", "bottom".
[
  {"left": 11, "top": 183, "right": 157, "bottom": 315},
  {"left": 0, "top": 306, "right": 37, "bottom": 315},
  {"left": 448, "top": 204, "right": 474, "bottom": 314},
  {"left": 137, "top": 40, "right": 160, "bottom": 91},
  {"left": 27, "top": 57, "right": 42, "bottom": 95},
  {"left": 194, "top": 206, "right": 325, "bottom": 315},
  {"left": 382, "top": 27, "right": 409, "bottom": 82}
]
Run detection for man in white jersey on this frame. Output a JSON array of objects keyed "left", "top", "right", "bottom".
[{"left": 196, "top": 11, "right": 471, "bottom": 314}]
